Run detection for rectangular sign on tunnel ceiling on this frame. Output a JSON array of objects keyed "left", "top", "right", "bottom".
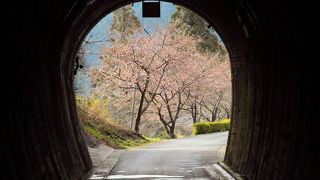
[{"left": 142, "top": 1, "right": 160, "bottom": 18}]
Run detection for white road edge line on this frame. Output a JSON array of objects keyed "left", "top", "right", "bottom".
[{"left": 213, "top": 164, "right": 235, "bottom": 180}]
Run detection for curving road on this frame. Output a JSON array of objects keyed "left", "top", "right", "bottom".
[{"left": 106, "top": 131, "right": 231, "bottom": 179}]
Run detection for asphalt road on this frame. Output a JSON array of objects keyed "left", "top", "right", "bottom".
[{"left": 107, "top": 131, "right": 229, "bottom": 179}]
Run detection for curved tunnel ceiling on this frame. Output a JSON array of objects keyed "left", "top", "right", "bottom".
[{"left": 4, "top": 0, "right": 316, "bottom": 179}]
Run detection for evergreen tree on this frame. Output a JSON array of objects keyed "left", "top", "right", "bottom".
[
  {"left": 110, "top": 6, "right": 142, "bottom": 43},
  {"left": 170, "top": 6, "right": 226, "bottom": 55}
]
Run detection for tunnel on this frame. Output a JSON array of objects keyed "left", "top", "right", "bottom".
[{"left": 3, "top": 0, "right": 317, "bottom": 179}]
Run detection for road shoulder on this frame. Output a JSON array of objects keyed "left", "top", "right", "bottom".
[{"left": 87, "top": 144, "right": 123, "bottom": 179}]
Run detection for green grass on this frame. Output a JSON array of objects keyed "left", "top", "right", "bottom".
[
  {"left": 76, "top": 95, "right": 162, "bottom": 149},
  {"left": 82, "top": 121, "right": 161, "bottom": 149},
  {"left": 192, "top": 119, "right": 231, "bottom": 135}
]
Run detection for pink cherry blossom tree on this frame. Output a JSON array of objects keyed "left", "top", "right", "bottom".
[{"left": 89, "top": 26, "right": 231, "bottom": 136}]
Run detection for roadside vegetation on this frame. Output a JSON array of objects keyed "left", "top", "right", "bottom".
[
  {"left": 77, "top": 96, "right": 160, "bottom": 149},
  {"left": 192, "top": 119, "right": 231, "bottom": 135}
]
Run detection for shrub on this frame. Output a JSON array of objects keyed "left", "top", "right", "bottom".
[
  {"left": 76, "top": 95, "right": 112, "bottom": 123},
  {"left": 192, "top": 119, "right": 231, "bottom": 135},
  {"left": 76, "top": 95, "right": 153, "bottom": 149}
]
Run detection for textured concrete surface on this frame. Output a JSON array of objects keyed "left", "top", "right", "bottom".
[
  {"left": 107, "top": 132, "right": 230, "bottom": 179},
  {"left": 90, "top": 150, "right": 124, "bottom": 180},
  {"left": 88, "top": 144, "right": 115, "bottom": 168},
  {"left": 217, "top": 146, "right": 226, "bottom": 162}
]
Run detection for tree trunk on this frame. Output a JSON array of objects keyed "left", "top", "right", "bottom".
[
  {"left": 135, "top": 89, "right": 146, "bottom": 132},
  {"left": 191, "top": 103, "right": 198, "bottom": 124},
  {"left": 168, "top": 128, "right": 176, "bottom": 138},
  {"left": 134, "top": 74, "right": 151, "bottom": 133},
  {"left": 211, "top": 109, "right": 217, "bottom": 122},
  {"left": 226, "top": 110, "right": 230, "bottom": 119},
  {"left": 157, "top": 104, "right": 177, "bottom": 139}
]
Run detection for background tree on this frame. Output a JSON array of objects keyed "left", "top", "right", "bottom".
[
  {"left": 182, "top": 54, "right": 231, "bottom": 123},
  {"left": 74, "top": 45, "right": 91, "bottom": 95},
  {"left": 110, "top": 6, "right": 142, "bottom": 43},
  {"left": 170, "top": 6, "right": 226, "bottom": 55},
  {"left": 155, "top": 91, "right": 191, "bottom": 138}
]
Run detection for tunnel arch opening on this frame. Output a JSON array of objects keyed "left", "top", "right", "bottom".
[
  {"left": 6, "top": 0, "right": 313, "bottom": 179},
  {"left": 74, "top": 1, "right": 232, "bottom": 141},
  {"left": 61, "top": 0, "right": 258, "bottom": 178}
]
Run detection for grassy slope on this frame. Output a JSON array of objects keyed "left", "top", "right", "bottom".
[
  {"left": 78, "top": 107, "right": 160, "bottom": 149},
  {"left": 82, "top": 121, "right": 160, "bottom": 149}
]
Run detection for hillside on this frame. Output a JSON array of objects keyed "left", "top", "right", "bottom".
[{"left": 78, "top": 107, "right": 159, "bottom": 149}]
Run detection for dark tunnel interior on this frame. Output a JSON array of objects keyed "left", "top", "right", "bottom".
[{"left": 3, "top": 0, "right": 318, "bottom": 179}]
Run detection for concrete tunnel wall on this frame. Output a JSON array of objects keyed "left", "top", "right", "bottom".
[{"left": 3, "top": 0, "right": 317, "bottom": 179}]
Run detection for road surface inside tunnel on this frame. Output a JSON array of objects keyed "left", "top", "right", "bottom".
[{"left": 107, "top": 131, "right": 230, "bottom": 179}]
